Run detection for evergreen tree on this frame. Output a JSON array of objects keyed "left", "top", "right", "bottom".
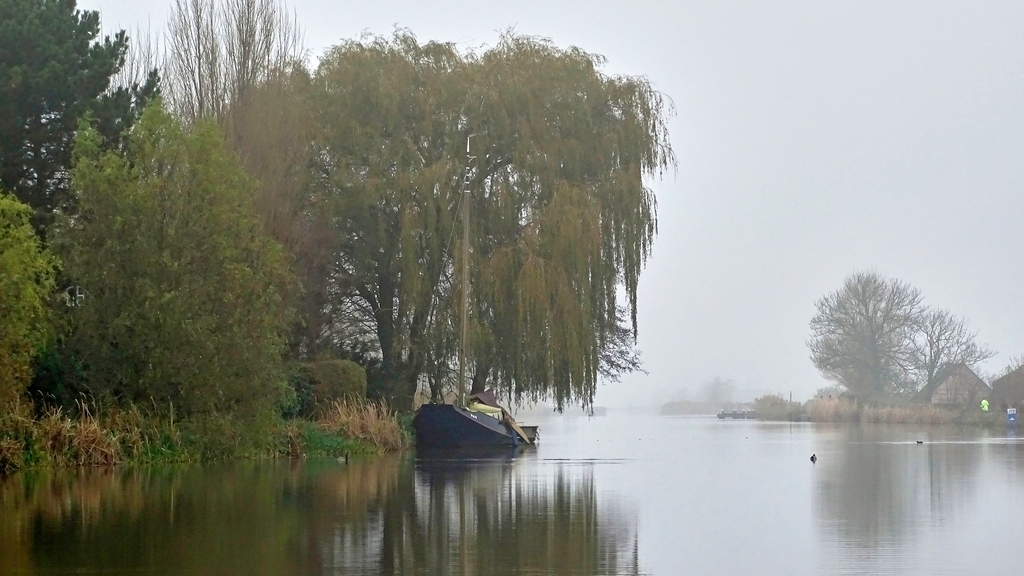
[{"left": 0, "top": 0, "right": 158, "bottom": 233}]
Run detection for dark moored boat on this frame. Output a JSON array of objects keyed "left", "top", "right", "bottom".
[{"left": 413, "top": 390, "right": 533, "bottom": 449}]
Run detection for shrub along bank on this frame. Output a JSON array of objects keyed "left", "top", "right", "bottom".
[
  {"left": 753, "top": 394, "right": 1006, "bottom": 427},
  {"left": 0, "top": 394, "right": 409, "bottom": 475},
  {"left": 1, "top": 358, "right": 406, "bottom": 476},
  {"left": 0, "top": 109, "right": 409, "bottom": 475}
]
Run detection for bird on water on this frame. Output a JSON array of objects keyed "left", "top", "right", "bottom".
[{"left": 810, "top": 454, "right": 817, "bottom": 464}]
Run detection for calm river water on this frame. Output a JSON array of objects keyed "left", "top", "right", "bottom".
[{"left": 3, "top": 414, "right": 1024, "bottom": 575}]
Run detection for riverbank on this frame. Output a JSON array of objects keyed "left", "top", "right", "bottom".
[
  {"left": 0, "top": 399, "right": 409, "bottom": 474},
  {"left": 753, "top": 395, "right": 1007, "bottom": 427}
]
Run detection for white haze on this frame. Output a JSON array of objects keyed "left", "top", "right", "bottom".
[{"left": 84, "top": 0, "right": 1024, "bottom": 409}]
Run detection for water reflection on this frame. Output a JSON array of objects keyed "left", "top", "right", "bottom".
[
  {"left": 815, "top": 426, "right": 984, "bottom": 550},
  {"left": 0, "top": 453, "right": 638, "bottom": 576},
  {"left": 404, "top": 453, "right": 637, "bottom": 575},
  {"left": 11, "top": 419, "right": 1024, "bottom": 575}
]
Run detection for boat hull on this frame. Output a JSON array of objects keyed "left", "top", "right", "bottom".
[{"left": 413, "top": 404, "right": 519, "bottom": 449}]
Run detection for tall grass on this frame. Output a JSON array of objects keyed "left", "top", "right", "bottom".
[
  {"left": 316, "top": 399, "right": 409, "bottom": 453},
  {"left": 860, "top": 404, "right": 955, "bottom": 425},
  {"left": 0, "top": 437, "right": 22, "bottom": 474},
  {"left": 804, "top": 398, "right": 957, "bottom": 424},
  {"left": 0, "top": 394, "right": 410, "bottom": 474},
  {"left": 807, "top": 398, "right": 859, "bottom": 422},
  {"left": 36, "top": 406, "right": 120, "bottom": 466},
  {"left": 797, "top": 397, "right": 1002, "bottom": 426},
  {"left": 0, "top": 400, "right": 190, "bottom": 472}
]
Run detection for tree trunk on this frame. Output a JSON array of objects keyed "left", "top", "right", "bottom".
[{"left": 470, "top": 358, "right": 489, "bottom": 395}]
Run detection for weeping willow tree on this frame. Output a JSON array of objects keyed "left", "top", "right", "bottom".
[{"left": 313, "top": 32, "right": 673, "bottom": 410}]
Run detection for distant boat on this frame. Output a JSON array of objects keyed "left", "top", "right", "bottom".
[
  {"left": 716, "top": 409, "right": 758, "bottom": 420},
  {"left": 414, "top": 390, "right": 532, "bottom": 449}
]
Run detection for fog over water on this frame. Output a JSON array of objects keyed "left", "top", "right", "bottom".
[{"left": 83, "top": 0, "right": 1024, "bottom": 406}]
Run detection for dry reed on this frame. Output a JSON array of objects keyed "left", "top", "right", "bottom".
[
  {"left": 70, "top": 407, "right": 120, "bottom": 466},
  {"left": 0, "top": 399, "right": 181, "bottom": 472},
  {"left": 807, "top": 398, "right": 859, "bottom": 422},
  {"left": 0, "top": 395, "right": 408, "bottom": 473},
  {"left": 31, "top": 406, "right": 123, "bottom": 466},
  {"left": 316, "top": 399, "right": 409, "bottom": 452},
  {"left": 105, "top": 406, "right": 147, "bottom": 460},
  {"left": 860, "top": 404, "right": 955, "bottom": 425},
  {"left": 804, "top": 397, "right": 961, "bottom": 425},
  {"left": 0, "top": 437, "right": 22, "bottom": 474}
]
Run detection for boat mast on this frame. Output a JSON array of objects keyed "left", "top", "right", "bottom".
[{"left": 458, "top": 136, "right": 475, "bottom": 405}]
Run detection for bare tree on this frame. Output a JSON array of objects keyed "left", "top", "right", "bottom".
[
  {"left": 224, "top": 0, "right": 303, "bottom": 104},
  {"left": 166, "top": 0, "right": 223, "bottom": 122},
  {"left": 111, "top": 24, "right": 166, "bottom": 92},
  {"left": 814, "top": 385, "right": 845, "bottom": 398},
  {"left": 224, "top": 0, "right": 274, "bottom": 102},
  {"left": 597, "top": 306, "right": 646, "bottom": 383},
  {"left": 700, "top": 377, "right": 735, "bottom": 404},
  {"left": 808, "top": 272, "right": 923, "bottom": 398},
  {"left": 911, "top": 308, "right": 994, "bottom": 401},
  {"left": 995, "top": 354, "right": 1024, "bottom": 380},
  {"left": 165, "top": 0, "right": 304, "bottom": 124}
]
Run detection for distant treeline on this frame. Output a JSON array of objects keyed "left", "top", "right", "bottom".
[
  {"left": 660, "top": 377, "right": 749, "bottom": 414},
  {"left": 660, "top": 401, "right": 745, "bottom": 415},
  {"left": 752, "top": 394, "right": 1006, "bottom": 427},
  {"left": 0, "top": 0, "right": 674, "bottom": 460}
]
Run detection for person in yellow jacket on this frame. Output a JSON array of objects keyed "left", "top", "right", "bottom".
[{"left": 981, "top": 399, "right": 990, "bottom": 412}]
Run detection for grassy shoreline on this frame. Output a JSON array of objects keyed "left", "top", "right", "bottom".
[
  {"left": 0, "top": 399, "right": 410, "bottom": 474},
  {"left": 753, "top": 395, "right": 1008, "bottom": 427}
]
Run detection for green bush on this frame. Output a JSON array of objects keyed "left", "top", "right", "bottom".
[
  {"left": 0, "top": 192, "right": 57, "bottom": 408},
  {"left": 289, "top": 360, "right": 367, "bottom": 416},
  {"left": 54, "top": 106, "right": 296, "bottom": 421}
]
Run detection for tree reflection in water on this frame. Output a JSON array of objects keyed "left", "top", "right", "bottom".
[
  {"left": 0, "top": 453, "right": 639, "bottom": 576},
  {"left": 815, "top": 425, "right": 983, "bottom": 551},
  {"left": 315, "top": 451, "right": 640, "bottom": 575}
]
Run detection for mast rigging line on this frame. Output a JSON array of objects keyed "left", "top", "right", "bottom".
[
  {"left": 436, "top": 135, "right": 476, "bottom": 298},
  {"left": 423, "top": 136, "right": 476, "bottom": 404}
]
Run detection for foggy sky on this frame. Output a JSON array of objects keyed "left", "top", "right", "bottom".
[{"left": 84, "top": 0, "right": 1024, "bottom": 407}]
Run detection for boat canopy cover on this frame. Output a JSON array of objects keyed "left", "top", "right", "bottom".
[
  {"left": 467, "top": 402, "right": 502, "bottom": 417},
  {"left": 469, "top": 389, "right": 533, "bottom": 445},
  {"left": 468, "top": 390, "right": 504, "bottom": 411}
]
